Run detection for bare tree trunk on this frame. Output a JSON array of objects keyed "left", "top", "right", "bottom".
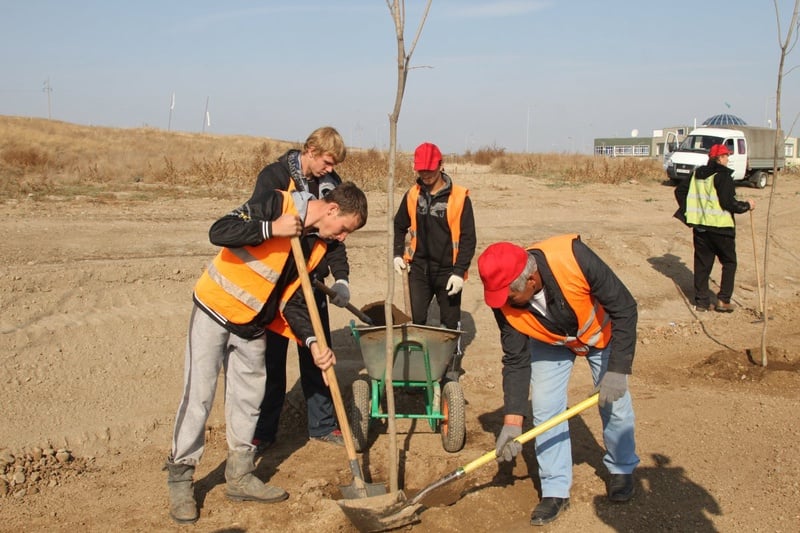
[
  {"left": 384, "top": 0, "right": 431, "bottom": 493},
  {"left": 761, "top": 0, "right": 800, "bottom": 366}
]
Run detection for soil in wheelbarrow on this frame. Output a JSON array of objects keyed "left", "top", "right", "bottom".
[{"left": 359, "top": 301, "right": 412, "bottom": 327}]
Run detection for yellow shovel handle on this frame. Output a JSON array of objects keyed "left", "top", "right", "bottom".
[{"left": 462, "top": 393, "right": 600, "bottom": 475}]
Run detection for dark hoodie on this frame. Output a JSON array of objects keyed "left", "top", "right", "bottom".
[{"left": 674, "top": 159, "right": 751, "bottom": 236}]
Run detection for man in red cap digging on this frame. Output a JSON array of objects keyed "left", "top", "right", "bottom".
[
  {"left": 674, "top": 143, "right": 755, "bottom": 313},
  {"left": 477, "top": 235, "right": 639, "bottom": 525},
  {"left": 393, "top": 142, "right": 476, "bottom": 379}
]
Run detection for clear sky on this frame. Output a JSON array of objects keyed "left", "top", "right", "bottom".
[{"left": 2, "top": 1, "right": 798, "bottom": 154}]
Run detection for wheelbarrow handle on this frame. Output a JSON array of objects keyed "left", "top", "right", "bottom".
[{"left": 312, "top": 279, "right": 374, "bottom": 325}]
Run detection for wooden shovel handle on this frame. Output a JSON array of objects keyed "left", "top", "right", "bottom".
[{"left": 289, "top": 237, "right": 360, "bottom": 463}]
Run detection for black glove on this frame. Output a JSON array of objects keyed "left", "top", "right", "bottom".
[
  {"left": 596, "top": 371, "right": 628, "bottom": 406},
  {"left": 495, "top": 424, "right": 522, "bottom": 463}
]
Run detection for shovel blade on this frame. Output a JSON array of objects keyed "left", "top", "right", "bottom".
[
  {"left": 340, "top": 479, "right": 388, "bottom": 499},
  {"left": 337, "top": 490, "right": 422, "bottom": 532}
]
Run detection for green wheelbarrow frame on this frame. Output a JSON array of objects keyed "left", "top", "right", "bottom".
[
  {"left": 348, "top": 320, "right": 466, "bottom": 452},
  {"left": 368, "top": 338, "right": 442, "bottom": 430}
]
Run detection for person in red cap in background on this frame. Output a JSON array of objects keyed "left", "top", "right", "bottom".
[
  {"left": 394, "top": 142, "right": 476, "bottom": 379},
  {"left": 674, "top": 143, "right": 755, "bottom": 313},
  {"left": 477, "top": 235, "right": 639, "bottom": 526}
]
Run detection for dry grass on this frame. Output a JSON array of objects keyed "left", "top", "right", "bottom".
[
  {"left": 0, "top": 116, "right": 420, "bottom": 200},
  {"left": 487, "top": 151, "right": 666, "bottom": 184},
  {"left": 337, "top": 148, "right": 416, "bottom": 192},
  {"left": 0, "top": 116, "right": 294, "bottom": 200},
  {"left": 2, "top": 116, "right": 720, "bottom": 201}
]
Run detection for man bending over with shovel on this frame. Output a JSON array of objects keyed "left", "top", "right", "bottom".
[
  {"left": 164, "top": 182, "right": 367, "bottom": 524},
  {"left": 477, "top": 236, "right": 639, "bottom": 526}
]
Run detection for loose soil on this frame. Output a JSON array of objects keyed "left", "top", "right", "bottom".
[{"left": 2, "top": 165, "right": 799, "bottom": 532}]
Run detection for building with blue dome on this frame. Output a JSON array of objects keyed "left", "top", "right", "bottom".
[
  {"left": 593, "top": 113, "right": 798, "bottom": 166},
  {"left": 702, "top": 114, "right": 747, "bottom": 127}
]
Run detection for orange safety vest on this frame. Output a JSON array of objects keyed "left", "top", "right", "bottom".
[
  {"left": 194, "top": 191, "right": 326, "bottom": 342},
  {"left": 402, "top": 182, "right": 469, "bottom": 279},
  {"left": 500, "top": 234, "right": 611, "bottom": 355}
]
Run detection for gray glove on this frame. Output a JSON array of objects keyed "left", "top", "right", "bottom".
[
  {"left": 597, "top": 371, "right": 628, "bottom": 406},
  {"left": 495, "top": 424, "right": 523, "bottom": 463},
  {"left": 329, "top": 279, "right": 350, "bottom": 307}
]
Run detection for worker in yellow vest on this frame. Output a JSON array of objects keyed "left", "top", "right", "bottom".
[
  {"left": 164, "top": 183, "right": 367, "bottom": 524},
  {"left": 393, "top": 142, "right": 476, "bottom": 379},
  {"left": 675, "top": 144, "right": 755, "bottom": 313}
]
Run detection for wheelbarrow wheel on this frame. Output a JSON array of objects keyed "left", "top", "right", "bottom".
[
  {"left": 347, "top": 377, "right": 371, "bottom": 452},
  {"left": 439, "top": 380, "right": 466, "bottom": 452}
]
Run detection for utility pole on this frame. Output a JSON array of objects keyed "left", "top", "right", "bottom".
[{"left": 42, "top": 77, "right": 52, "bottom": 119}]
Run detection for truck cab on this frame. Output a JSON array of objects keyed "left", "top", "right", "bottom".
[
  {"left": 664, "top": 125, "right": 782, "bottom": 189},
  {"left": 664, "top": 127, "right": 747, "bottom": 183}
]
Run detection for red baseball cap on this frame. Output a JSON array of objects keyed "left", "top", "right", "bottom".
[
  {"left": 414, "top": 142, "right": 442, "bottom": 171},
  {"left": 709, "top": 144, "right": 731, "bottom": 158},
  {"left": 478, "top": 242, "right": 529, "bottom": 308}
]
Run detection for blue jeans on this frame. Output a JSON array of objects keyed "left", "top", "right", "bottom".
[{"left": 529, "top": 339, "right": 639, "bottom": 498}]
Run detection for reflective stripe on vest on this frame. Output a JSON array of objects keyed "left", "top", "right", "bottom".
[
  {"left": 194, "top": 191, "right": 325, "bottom": 328},
  {"left": 685, "top": 173, "right": 735, "bottom": 228},
  {"left": 500, "top": 234, "right": 611, "bottom": 355},
  {"left": 403, "top": 183, "right": 469, "bottom": 279},
  {"left": 264, "top": 241, "right": 326, "bottom": 343}
]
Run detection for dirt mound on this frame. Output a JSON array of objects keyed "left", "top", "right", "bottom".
[{"left": 690, "top": 346, "right": 800, "bottom": 386}]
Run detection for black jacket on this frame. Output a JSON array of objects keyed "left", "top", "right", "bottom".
[
  {"left": 674, "top": 160, "right": 751, "bottom": 236},
  {"left": 393, "top": 173, "right": 477, "bottom": 279},
  {"left": 492, "top": 237, "right": 638, "bottom": 417},
  {"left": 250, "top": 150, "right": 349, "bottom": 282}
]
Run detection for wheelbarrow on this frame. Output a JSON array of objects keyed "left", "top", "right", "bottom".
[{"left": 347, "top": 321, "right": 466, "bottom": 453}]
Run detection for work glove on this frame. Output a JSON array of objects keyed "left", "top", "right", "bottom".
[
  {"left": 446, "top": 274, "right": 464, "bottom": 296},
  {"left": 393, "top": 256, "right": 407, "bottom": 275},
  {"left": 495, "top": 424, "right": 523, "bottom": 463},
  {"left": 329, "top": 279, "right": 350, "bottom": 307},
  {"left": 595, "top": 371, "right": 628, "bottom": 407}
]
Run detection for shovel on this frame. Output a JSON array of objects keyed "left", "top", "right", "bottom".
[
  {"left": 312, "top": 279, "right": 374, "bottom": 325},
  {"left": 289, "top": 237, "right": 386, "bottom": 499},
  {"left": 338, "top": 392, "right": 600, "bottom": 532}
]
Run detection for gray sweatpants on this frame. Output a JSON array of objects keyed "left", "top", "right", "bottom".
[{"left": 170, "top": 305, "right": 267, "bottom": 465}]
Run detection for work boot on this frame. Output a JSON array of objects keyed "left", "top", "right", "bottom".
[
  {"left": 164, "top": 461, "right": 199, "bottom": 524},
  {"left": 224, "top": 449, "right": 288, "bottom": 503},
  {"left": 530, "top": 497, "right": 570, "bottom": 525},
  {"left": 607, "top": 473, "right": 635, "bottom": 502}
]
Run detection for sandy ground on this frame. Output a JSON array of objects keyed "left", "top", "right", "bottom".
[{"left": 1, "top": 165, "right": 799, "bottom": 532}]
